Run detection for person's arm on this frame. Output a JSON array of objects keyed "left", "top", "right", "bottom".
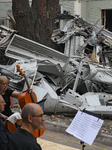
[
  {"left": 11, "top": 91, "right": 21, "bottom": 98},
  {"left": 0, "top": 113, "right": 8, "bottom": 119}
]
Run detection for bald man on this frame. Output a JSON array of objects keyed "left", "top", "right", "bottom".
[
  {"left": 0, "top": 95, "right": 11, "bottom": 150},
  {"left": 7, "top": 103, "right": 45, "bottom": 150}
]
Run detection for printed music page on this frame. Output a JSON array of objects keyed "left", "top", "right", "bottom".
[{"left": 66, "top": 110, "right": 104, "bottom": 145}]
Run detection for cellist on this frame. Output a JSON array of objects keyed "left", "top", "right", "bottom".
[
  {"left": 0, "top": 76, "right": 21, "bottom": 118},
  {"left": 7, "top": 103, "right": 44, "bottom": 150},
  {"left": 6, "top": 64, "right": 45, "bottom": 138}
]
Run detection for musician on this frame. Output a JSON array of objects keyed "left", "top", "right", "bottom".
[
  {"left": 7, "top": 103, "right": 44, "bottom": 150},
  {"left": 0, "top": 76, "right": 20, "bottom": 117},
  {"left": 0, "top": 95, "right": 11, "bottom": 150}
]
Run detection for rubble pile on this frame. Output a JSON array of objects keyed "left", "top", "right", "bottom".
[
  {"left": 1, "top": 16, "right": 112, "bottom": 117},
  {"left": 52, "top": 15, "right": 112, "bottom": 66},
  {"left": 0, "top": 25, "right": 17, "bottom": 64}
]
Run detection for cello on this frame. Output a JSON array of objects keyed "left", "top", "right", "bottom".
[{"left": 7, "top": 64, "right": 45, "bottom": 137}]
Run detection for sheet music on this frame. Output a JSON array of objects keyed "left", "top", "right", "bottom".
[{"left": 66, "top": 110, "right": 104, "bottom": 145}]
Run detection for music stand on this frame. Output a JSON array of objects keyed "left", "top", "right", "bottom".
[{"left": 66, "top": 109, "right": 104, "bottom": 149}]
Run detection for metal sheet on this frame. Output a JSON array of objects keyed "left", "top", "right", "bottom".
[{"left": 5, "top": 34, "right": 69, "bottom": 66}]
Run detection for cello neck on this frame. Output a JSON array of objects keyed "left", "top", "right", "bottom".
[{"left": 16, "top": 64, "right": 36, "bottom": 103}]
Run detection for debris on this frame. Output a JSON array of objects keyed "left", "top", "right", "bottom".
[{"left": 1, "top": 16, "right": 112, "bottom": 117}]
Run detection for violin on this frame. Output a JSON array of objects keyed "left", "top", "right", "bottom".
[{"left": 6, "top": 64, "right": 45, "bottom": 137}]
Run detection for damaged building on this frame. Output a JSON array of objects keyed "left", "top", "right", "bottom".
[
  {"left": 1, "top": 13, "right": 112, "bottom": 118},
  {"left": 1, "top": 1, "right": 112, "bottom": 118}
]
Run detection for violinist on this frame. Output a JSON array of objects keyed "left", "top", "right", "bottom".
[{"left": 0, "top": 76, "right": 20, "bottom": 118}]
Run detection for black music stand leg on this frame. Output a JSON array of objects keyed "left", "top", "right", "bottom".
[{"left": 80, "top": 141, "right": 86, "bottom": 150}]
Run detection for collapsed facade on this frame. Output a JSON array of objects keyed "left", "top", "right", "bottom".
[{"left": 1, "top": 16, "right": 112, "bottom": 117}]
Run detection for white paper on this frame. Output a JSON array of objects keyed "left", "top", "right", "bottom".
[{"left": 66, "top": 110, "right": 104, "bottom": 145}]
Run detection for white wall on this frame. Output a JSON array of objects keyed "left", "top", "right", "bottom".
[
  {"left": 74, "top": 0, "right": 81, "bottom": 16},
  {"left": 59, "top": 0, "right": 81, "bottom": 29},
  {"left": 0, "top": 1, "right": 12, "bottom": 18},
  {"left": 81, "top": 0, "right": 112, "bottom": 26}
]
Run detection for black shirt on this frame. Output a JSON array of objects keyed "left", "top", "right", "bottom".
[
  {"left": 0, "top": 119, "right": 11, "bottom": 150},
  {"left": 2, "top": 88, "right": 14, "bottom": 117},
  {"left": 7, "top": 128, "right": 42, "bottom": 150}
]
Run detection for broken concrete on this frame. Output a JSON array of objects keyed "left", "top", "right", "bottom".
[{"left": 1, "top": 16, "right": 112, "bottom": 117}]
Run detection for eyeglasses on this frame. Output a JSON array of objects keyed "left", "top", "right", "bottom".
[
  {"left": 0, "top": 83, "right": 8, "bottom": 86},
  {"left": 0, "top": 101, "right": 6, "bottom": 104},
  {"left": 31, "top": 114, "right": 44, "bottom": 119}
]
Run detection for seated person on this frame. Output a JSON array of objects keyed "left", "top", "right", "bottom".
[
  {"left": 0, "top": 95, "right": 11, "bottom": 150},
  {"left": 0, "top": 76, "right": 20, "bottom": 117}
]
